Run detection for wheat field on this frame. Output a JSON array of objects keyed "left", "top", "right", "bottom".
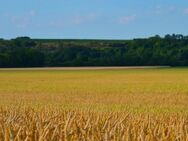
[{"left": 0, "top": 67, "right": 188, "bottom": 140}]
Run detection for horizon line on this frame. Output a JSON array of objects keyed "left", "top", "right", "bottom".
[{"left": 1, "top": 33, "right": 188, "bottom": 41}]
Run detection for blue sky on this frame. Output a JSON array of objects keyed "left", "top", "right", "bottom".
[{"left": 1, "top": 0, "right": 188, "bottom": 39}]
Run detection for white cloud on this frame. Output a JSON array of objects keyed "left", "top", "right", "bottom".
[
  {"left": 48, "top": 13, "right": 97, "bottom": 27},
  {"left": 6, "top": 10, "right": 36, "bottom": 29},
  {"left": 154, "top": 6, "right": 176, "bottom": 15},
  {"left": 10, "top": 16, "right": 30, "bottom": 28},
  {"left": 71, "top": 13, "right": 97, "bottom": 25},
  {"left": 49, "top": 20, "right": 65, "bottom": 27},
  {"left": 184, "top": 8, "right": 188, "bottom": 15},
  {"left": 29, "top": 10, "right": 36, "bottom": 16},
  {"left": 154, "top": 6, "right": 163, "bottom": 14},
  {"left": 169, "top": 6, "right": 176, "bottom": 12},
  {"left": 119, "top": 15, "right": 136, "bottom": 25}
]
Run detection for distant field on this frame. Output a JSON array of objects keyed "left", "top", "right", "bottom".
[
  {"left": 0, "top": 67, "right": 188, "bottom": 140},
  {"left": 0, "top": 67, "right": 187, "bottom": 112}
]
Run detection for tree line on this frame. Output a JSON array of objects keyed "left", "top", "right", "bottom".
[{"left": 0, "top": 34, "right": 188, "bottom": 67}]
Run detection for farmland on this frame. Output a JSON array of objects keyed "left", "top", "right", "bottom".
[{"left": 0, "top": 67, "right": 188, "bottom": 140}]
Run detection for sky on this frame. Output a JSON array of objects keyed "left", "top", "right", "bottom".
[{"left": 0, "top": 0, "right": 188, "bottom": 39}]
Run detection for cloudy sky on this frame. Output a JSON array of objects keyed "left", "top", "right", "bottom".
[{"left": 0, "top": 0, "right": 188, "bottom": 39}]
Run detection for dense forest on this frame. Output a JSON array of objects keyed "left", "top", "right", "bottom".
[{"left": 0, "top": 34, "right": 188, "bottom": 67}]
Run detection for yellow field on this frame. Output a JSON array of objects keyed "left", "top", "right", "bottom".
[{"left": 0, "top": 68, "right": 188, "bottom": 140}]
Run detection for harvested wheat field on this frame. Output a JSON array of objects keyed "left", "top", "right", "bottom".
[{"left": 0, "top": 67, "right": 188, "bottom": 141}]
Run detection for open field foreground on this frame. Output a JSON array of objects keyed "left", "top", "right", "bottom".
[{"left": 0, "top": 68, "right": 188, "bottom": 140}]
